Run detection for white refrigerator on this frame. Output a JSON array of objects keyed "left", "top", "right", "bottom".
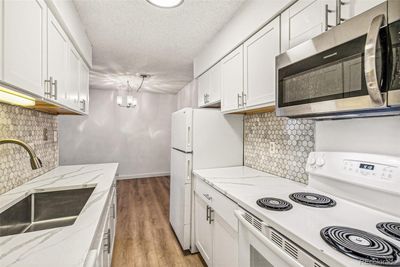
[{"left": 169, "top": 108, "right": 243, "bottom": 252}]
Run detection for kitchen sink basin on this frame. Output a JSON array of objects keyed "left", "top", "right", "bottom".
[{"left": 0, "top": 187, "right": 95, "bottom": 237}]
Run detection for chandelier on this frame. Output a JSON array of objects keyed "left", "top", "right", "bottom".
[{"left": 116, "top": 74, "right": 150, "bottom": 108}]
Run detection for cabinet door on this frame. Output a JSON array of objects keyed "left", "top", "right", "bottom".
[
  {"left": 221, "top": 46, "right": 244, "bottom": 113},
  {"left": 281, "top": 0, "right": 336, "bottom": 52},
  {"left": 79, "top": 60, "right": 90, "bottom": 113},
  {"left": 197, "top": 73, "right": 208, "bottom": 107},
  {"left": 340, "top": 0, "right": 385, "bottom": 21},
  {"left": 213, "top": 213, "right": 238, "bottom": 267},
  {"left": 194, "top": 194, "right": 213, "bottom": 266},
  {"left": 208, "top": 62, "right": 222, "bottom": 104},
  {"left": 244, "top": 17, "right": 280, "bottom": 108},
  {"left": 68, "top": 45, "right": 80, "bottom": 109},
  {"left": 3, "top": 0, "right": 47, "bottom": 96},
  {"left": 48, "top": 11, "right": 68, "bottom": 104}
]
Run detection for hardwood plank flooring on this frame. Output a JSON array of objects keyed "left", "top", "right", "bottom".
[{"left": 112, "top": 177, "right": 205, "bottom": 267}]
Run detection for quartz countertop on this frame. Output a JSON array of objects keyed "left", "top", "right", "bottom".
[
  {"left": 193, "top": 166, "right": 400, "bottom": 267},
  {"left": 0, "top": 163, "right": 118, "bottom": 267}
]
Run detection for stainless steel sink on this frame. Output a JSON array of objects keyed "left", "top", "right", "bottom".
[{"left": 0, "top": 187, "right": 95, "bottom": 237}]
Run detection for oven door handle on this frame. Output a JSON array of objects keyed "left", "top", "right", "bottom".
[
  {"left": 234, "top": 210, "right": 303, "bottom": 267},
  {"left": 364, "top": 14, "right": 385, "bottom": 106}
]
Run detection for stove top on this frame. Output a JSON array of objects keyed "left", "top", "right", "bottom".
[
  {"left": 321, "top": 226, "right": 400, "bottom": 266},
  {"left": 377, "top": 222, "right": 400, "bottom": 242},
  {"left": 256, "top": 197, "right": 293, "bottom": 211},
  {"left": 289, "top": 192, "right": 336, "bottom": 208}
]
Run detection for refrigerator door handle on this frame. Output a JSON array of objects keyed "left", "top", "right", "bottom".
[
  {"left": 187, "top": 159, "right": 191, "bottom": 181},
  {"left": 187, "top": 126, "right": 191, "bottom": 149}
]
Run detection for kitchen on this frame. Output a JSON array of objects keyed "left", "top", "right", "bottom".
[{"left": 0, "top": 0, "right": 399, "bottom": 266}]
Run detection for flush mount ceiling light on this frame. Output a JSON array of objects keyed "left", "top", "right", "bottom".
[{"left": 146, "top": 0, "right": 184, "bottom": 8}]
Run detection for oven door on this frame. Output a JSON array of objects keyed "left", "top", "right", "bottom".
[
  {"left": 276, "top": 2, "right": 389, "bottom": 118},
  {"left": 235, "top": 210, "right": 302, "bottom": 267}
]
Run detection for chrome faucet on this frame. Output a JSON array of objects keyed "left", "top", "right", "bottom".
[{"left": 0, "top": 139, "right": 43, "bottom": 170}]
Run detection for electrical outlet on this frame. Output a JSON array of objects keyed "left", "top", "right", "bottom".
[
  {"left": 43, "top": 128, "right": 48, "bottom": 141},
  {"left": 53, "top": 130, "right": 58, "bottom": 142},
  {"left": 269, "top": 142, "right": 276, "bottom": 154}
]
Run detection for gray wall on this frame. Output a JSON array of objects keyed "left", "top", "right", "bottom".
[
  {"left": 315, "top": 116, "right": 400, "bottom": 156},
  {"left": 58, "top": 89, "right": 177, "bottom": 178},
  {"left": 176, "top": 80, "right": 198, "bottom": 110}
]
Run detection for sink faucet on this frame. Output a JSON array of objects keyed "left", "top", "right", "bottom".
[{"left": 0, "top": 139, "right": 43, "bottom": 170}]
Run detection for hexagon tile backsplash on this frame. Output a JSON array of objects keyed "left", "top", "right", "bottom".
[
  {"left": 244, "top": 112, "right": 315, "bottom": 184},
  {"left": 0, "top": 103, "right": 58, "bottom": 194}
]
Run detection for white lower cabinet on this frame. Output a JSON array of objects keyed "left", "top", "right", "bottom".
[
  {"left": 86, "top": 183, "right": 117, "bottom": 267},
  {"left": 194, "top": 176, "right": 239, "bottom": 267},
  {"left": 194, "top": 194, "right": 213, "bottom": 266}
]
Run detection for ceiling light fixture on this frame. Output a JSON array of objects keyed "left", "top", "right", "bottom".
[
  {"left": 146, "top": 0, "right": 184, "bottom": 8},
  {"left": 117, "top": 74, "right": 150, "bottom": 108}
]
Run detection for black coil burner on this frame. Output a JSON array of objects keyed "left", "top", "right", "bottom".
[
  {"left": 377, "top": 222, "right": 400, "bottom": 242},
  {"left": 289, "top": 192, "right": 336, "bottom": 208},
  {"left": 256, "top": 198, "right": 293, "bottom": 211},
  {"left": 321, "top": 226, "right": 400, "bottom": 266}
]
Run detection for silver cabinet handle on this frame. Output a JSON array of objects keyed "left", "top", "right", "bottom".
[
  {"left": 336, "top": 0, "right": 346, "bottom": 25},
  {"left": 365, "top": 14, "right": 385, "bottom": 106},
  {"left": 237, "top": 93, "right": 242, "bottom": 108},
  {"left": 209, "top": 208, "right": 214, "bottom": 224},
  {"left": 80, "top": 99, "right": 86, "bottom": 112},
  {"left": 242, "top": 91, "right": 247, "bottom": 106},
  {"left": 203, "top": 193, "right": 212, "bottom": 201},
  {"left": 44, "top": 77, "right": 53, "bottom": 98},
  {"left": 51, "top": 79, "right": 58, "bottom": 100},
  {"left": 325, "top": 4, "right": 334, "bottom": 31},
  {"left": 103, "top": 229, "right": 111, "bottom": 253},
  {"left": 206, "top": 205, "right": 210, "bottom": 221}
]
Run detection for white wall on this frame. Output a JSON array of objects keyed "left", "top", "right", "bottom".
[
  {"left": 194, "top": 0, "right": 294, "bottom": 77},
  {"left": 176, "top": 80, "right": 198, "bottom": 110},
  {"left": 315, "top": 116, "right": 400, "bottom": 156},
  {"left": 58, "top": 89, "right": 177, "bottom": 178}
]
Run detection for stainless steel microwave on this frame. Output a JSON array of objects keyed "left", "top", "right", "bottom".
[{"left": 276, "top": 0, "right": 400, "bottom": 119}]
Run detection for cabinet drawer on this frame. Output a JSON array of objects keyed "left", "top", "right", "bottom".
[
  {"left": 194, "top": 176, "right": 214, "bottom": 205},
  {"left": 194, "top": 176, "right": 238, "bottom": 231}
]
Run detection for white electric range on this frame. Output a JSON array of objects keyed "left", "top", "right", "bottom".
[{"left": 196, "top": 152, "right": 400, "bottom": 267}]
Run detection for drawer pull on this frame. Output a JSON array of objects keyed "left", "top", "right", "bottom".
[{"left": 203, "top": 193, "right": 212, "bottom": 201}]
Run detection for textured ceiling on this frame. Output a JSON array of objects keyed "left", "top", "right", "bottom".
[{"left": 73, "top": 0, "right": 246, "bottom": 94}]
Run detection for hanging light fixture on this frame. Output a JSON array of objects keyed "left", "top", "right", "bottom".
[{"left": 117, "top": 74, "right": 149, "bottom": 108}]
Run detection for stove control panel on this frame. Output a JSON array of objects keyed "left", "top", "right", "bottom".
[{"left": 343, "top": 160, "right": 396, "bottom": 181}]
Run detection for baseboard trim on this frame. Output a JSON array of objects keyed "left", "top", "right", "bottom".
[{"left": 116, "top": 172, "right": 170, "bottom": 180}]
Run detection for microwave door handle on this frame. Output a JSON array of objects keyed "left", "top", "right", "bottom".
[
  {"left": 364, "top": 14, "right": 385, "bottom": 106},
  {"left": 234, "top": 210, "right": 303, "bottom": 267}
]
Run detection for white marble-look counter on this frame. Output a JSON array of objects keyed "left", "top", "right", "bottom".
[{"left": 0, "top": 163, "right": 118, "bottom": 267}]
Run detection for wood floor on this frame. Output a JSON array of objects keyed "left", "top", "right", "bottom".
[{"left": 112, "top": 177, "right": 205, "bottom": 267}]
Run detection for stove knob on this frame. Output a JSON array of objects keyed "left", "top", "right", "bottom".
[
  {"left": 308, "top": 157, "right": 316, "bottom": 166},
  {"left": 316, "top": 158, "right": 325, "bottom": 167}
]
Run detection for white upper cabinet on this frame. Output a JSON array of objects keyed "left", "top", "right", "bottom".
[
  {"left": 68, "top": 45, "right": 81, "bottom": 109},
  {"left": 244, "top": 17, "right": 280, "bottom": 109},
  {"left": 221, "top": 46, "right": 244, "bottom": 113},
  {"left": 47, "top": 11, "right": 69, "bottom": 105},
  {"left": 197, "top": 73, "right": 207, "bottom": 107},
  {"left": 3, "top": 0, "right": 47, "bottom": 96},
  {"left": 281, "top": 0, "right": 336, "bottom": 52},
  {"left": 197, "top": 62, "right": 221, "bottom": 108},
  {"left": 79, "top": 60, "right": 90, "bottom": 114},
  {"left": 340, "top": 0, "right": 386, "bottom": 21}
]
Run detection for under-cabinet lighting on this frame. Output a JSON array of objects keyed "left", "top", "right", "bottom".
[{"left": 0, "top": 87, "right": 35, "bottom": 107}]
